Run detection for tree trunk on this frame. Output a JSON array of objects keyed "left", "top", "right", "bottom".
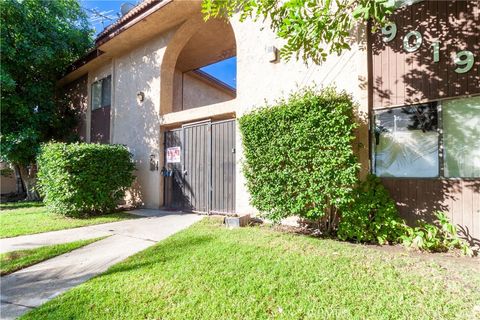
[
  {"left": 18, "top": 164, "right": 40, "bottom": 201},
  {"left": 14, "top": 165, "right": 25, "bottom": 195}
]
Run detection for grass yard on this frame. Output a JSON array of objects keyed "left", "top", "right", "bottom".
[
  {"left": 0, "top": 237, "right": 106, "bottom": 275},
  {"left": 21, "top": 218, "right": 480, "bottom": 320},
  {"left": 0, "top": 202, "right": 136, "bottom": 238}
]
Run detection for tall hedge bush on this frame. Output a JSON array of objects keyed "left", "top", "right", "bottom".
[
  {"left": 239, "top": 88, "right": 359, "bottom": 227},
  {"left": 37, "top": 142, "right": 135, "bottom": 217}
]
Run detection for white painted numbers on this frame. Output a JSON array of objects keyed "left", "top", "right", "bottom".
[
  {"left": 381, "top": 22, "right": 397, "bottom": 43},
  {"left": 431, "top": 42, "right": 440, "bottom": 63},
  {"left": 380, "top": 22, "right": 475, "bottom": 73},
  {"left": 454, "top": 51, "right": 475, "bottom": 74},
  {"left": 403, "top": 31, "right": 422, "bottom": 53}
]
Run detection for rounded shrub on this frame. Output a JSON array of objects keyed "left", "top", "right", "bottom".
[
  {"left": 239, "top": 87, "right": 359, "bottom": 227},
  {"left": 37, "top": 142, "right": 135, "bottom": 217}
]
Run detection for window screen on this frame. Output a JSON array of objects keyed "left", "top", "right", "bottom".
[
  {"left": 91, "top": 75, "right": 111, "bottom": 110},
  {"left": 373, "top": 104, "right": 439, "bottom": 177},
  {"left": 101, "top": 75, "right": 111, "bottom": 108},
  {"left": 91, "top": 80, "right": 102, "bottom": 110},
  {"left": 443, "top": 96, "right": 480, "bottom": 178}
]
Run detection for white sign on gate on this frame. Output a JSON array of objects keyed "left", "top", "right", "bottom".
[{"left": 166, "top": 147, "right": 181, "bottom": 163}]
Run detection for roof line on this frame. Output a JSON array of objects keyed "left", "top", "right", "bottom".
[
  {"left": 190, "top": 69, "right": 236, "bottom": 95},
  {"left": 62, "top": 0, "right": 173, "bottom": 80},
  {"left": 96, "top": 0, "right": 173, "bottom": 47}
]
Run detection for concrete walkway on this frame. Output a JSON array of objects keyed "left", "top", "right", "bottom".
[{"left": 0, "top": 210, "right": 202, "bottom": 320}]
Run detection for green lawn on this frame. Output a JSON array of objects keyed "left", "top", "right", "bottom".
[
  {"left": 22, "top": 218, "right": 480, "bottom": 320},
  {"left": 0, "top": 202, "right": 136, "bottom": 238},
  {"left": 0, "top": 237, "right": 106, "bottom": 276}
]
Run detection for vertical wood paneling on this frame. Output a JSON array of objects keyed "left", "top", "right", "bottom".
[
  {"left": 165, "top": 120, "right": 236, "bottom": 214},
  {"left": 91, "top": 106, "right": 110, "bottom": 144},
  {"left": 211, "top": 120, "right": 236, "bottom": 213},
  {"left": 63, "top": 75, "right": 88, "bottom": 141},
  {"left": 371, "top": 0, "right": 480, "bottom": 109},
  {"left": 182, "top": 124, "right": 209, "bottom": 213},
  {"left": 382, "top": 178, "right": 480, "bottom": 243},
  {"left": 164, "top": 129, "right": 183, "bottom": 209}
]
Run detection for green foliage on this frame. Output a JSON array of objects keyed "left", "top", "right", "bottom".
[
  {"left": 202, "top": 0, "right": 396, "bottom": 64},
  {"left": 338, "top": 174, "right": 403, "bottom": 244},
  {"left": 401, "top": 211, "right": 473, "bottom": 256},
  {"left": 0, "top": 167, "right": 14, "bottom": 177},
  {"left": 239, "top": 88, "right": 359, "bottom": 224},
  {"left": 37, "top": 143, "right": 136, "bottom": 217},
  {"left": 0, "top": 237, "right": 105, "bottom": 276},
  {"left": 21, "top": 218, "right": 480, "bottom": 320},
  {"left": 0, "top": 201, "right": 134, "bottom": 238},
  {"left": 0, "top": 0, "right": 93, "bottom": 166}
]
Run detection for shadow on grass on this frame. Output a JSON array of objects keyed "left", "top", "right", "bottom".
[
  {"left": 99, "top": 235, "right": 215, "bottom": 277},
  {"left": 0, "top": 201, "right": 44, "bottom": 210}
]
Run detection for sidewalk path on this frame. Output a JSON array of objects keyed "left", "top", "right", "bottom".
[{"left": 0, "top": 210, "right": 202, "bottom": 320}]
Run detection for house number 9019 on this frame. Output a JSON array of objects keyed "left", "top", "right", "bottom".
[{"left": 381, "top": 22, "right": 475, "bottom": 74}]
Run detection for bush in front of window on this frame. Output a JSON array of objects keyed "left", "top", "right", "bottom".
[
  {"left": 37, "top": 142, "right": 135, "bottom": 217},
  {"left": 337, "top": 174, "right": 404, "bottom": 244},
  {"left": 239, "top": 87, "right": 359, "bottom": 232}
]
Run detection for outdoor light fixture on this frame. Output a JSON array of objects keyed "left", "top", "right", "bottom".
[
  {"left": 266, "top": 46, "right": 278, "bottom": 63},
  {"left": 137, "top": 91, "right": 145, "bottom": 103}
]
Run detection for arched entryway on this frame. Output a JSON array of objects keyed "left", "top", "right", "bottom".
[{"left": 160, "top": 14, "right": 237, "bottom": 214}]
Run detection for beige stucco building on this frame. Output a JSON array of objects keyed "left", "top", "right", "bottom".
[
  {"left": 61, "top": 0, "right": 369, "bottom": 214},
  {"left": 61, "top": 0, "right": 479, "bottom": 241}
]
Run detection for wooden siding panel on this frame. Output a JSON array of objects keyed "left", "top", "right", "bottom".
[
  {"left": 90, "top": 106, "right": 110, "bottom": 144},
  {"left": 382, "top": 178, "right": 480, "bottom": 244},
  {"left": 62, "top": 75, "right": 88, "bottom": 141},
  {"left": 371, "top": 0, "right": 480, "bottom": 109}
]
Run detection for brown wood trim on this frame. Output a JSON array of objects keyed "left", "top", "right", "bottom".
[{"left": 64, "top": 49, "right": 104, "bottom": 76}]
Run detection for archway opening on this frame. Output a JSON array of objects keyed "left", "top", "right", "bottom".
[{"left": 172, "top": 18, "right": 237, "bottom": 112}]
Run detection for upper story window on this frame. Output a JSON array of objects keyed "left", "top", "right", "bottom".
[{"left": 91, "top": 75, "right": 111, "bottom": 110}]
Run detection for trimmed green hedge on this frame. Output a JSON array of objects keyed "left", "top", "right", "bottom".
[
  {"left": 239, "top": 88, "right": 359, "bottom": 226},
  {"left": 37, "top": 142, "right": 135, "bottom": 217},
  {"left": 338, "top": 174, "right": 403, "bottom": 244}
]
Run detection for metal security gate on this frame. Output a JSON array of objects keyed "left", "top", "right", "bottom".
[{"left": 163, "top": 119, "right": 236, "bottom": 214}]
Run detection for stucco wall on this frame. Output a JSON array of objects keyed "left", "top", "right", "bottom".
[
  {"left": 172, "top": 69, "right": 234, "bottom": 112},
  {"left": 159, "top": 15, "right": 369, "bottom": 214},
  {"left": 230, "top": 18, "right": 369, "bottom": 214},
  {"left": 110, "top": 27, "right": 178, "bottom": 208},
  {"left": 65, "top": 12, "right": 368, "bottom": 212},
  {"left": 182, "top": 72, "right": 234, "bottom": 110},
  {"left": 0, "top": 162, "right": 17, "bottom": 195}
]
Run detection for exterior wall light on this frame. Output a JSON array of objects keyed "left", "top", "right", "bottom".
[
  {"left": 266, "top": 46, "right": 279, "bottom": 63},
  {"left": 137, "top": 91, "right": 145, "bottom": 103}
]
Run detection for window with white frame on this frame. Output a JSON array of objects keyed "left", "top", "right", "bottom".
[
  {"left": 91, "top": 75, "right": 111, "bottom": 110},
  {"left": 373, "top": 96, "right": 480, "bottom": 178}
]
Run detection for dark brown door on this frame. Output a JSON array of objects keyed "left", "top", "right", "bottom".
[
  {"left": 164, "top": 120, "right": 236, "bottom": 213},
  {"left": 211, "top": 120, "right": 236, "bottom": 213},
  {"left": 90, "top": 106, "right": 110, "bottom": 144}
]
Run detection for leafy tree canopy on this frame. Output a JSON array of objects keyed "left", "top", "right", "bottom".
[
  {"left": 0, "top": 0, "right": 93, "bottom": 166},
  {"left": 202, "top": 0, "right": 396, "bottom": 64}
]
